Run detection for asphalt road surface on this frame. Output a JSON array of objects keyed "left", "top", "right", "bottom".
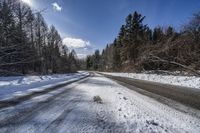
[
  {"left": 0, "top": 73, "right": 199, "bottom": 133},
  {"left": 102, "top": 73, "right": 200, "bottom": 110}
]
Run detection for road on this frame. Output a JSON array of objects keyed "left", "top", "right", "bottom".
[
  {"left": 0, "top": 73, "right": 200, "bottom": 133},
  {"left": 101, "top": 73, "right": 200, "bottom": 110}
]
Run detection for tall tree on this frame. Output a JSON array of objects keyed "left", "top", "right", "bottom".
[
  {"left": 93, "top": 50, "right": 100, "bottom": 70},
  {"left": 0, "top": 0, "right": 79, "bottom": 75},
  {"left": 0, "top": 0, "right": 16, "bottom": 72}
]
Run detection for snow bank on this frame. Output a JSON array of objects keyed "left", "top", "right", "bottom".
[
  {"left": 0, "top": 71, "right": 89, "bottom": 100},
  {"left": 102, "top": 72, "right": 200, "bottom": 89}
]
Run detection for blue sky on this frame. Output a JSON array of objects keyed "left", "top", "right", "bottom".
[{"left": 27, "top": 0, "right": 200, "bottom": 58}]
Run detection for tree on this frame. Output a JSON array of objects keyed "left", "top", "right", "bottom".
[
  {"left": 0, "top": 1, "right": 29, "bottom": 74},
  {"left": 86, "top": 55, "right": 93, "bottom": 70},
  {"left": 112, "top": 39, "right": 121, "bottom": 70},
  {"left": 68, "top": 50, "right": 78, "bottom": 72},
  {"left": 166, "top": 26, "right": 174, "bottom": 37},
  {"left": 34, "top": 13, "right": 48, "bottom": 72},
  {"left": 0, "top": 0, "right": 79, "bottom": 75},
  {"left": 152, "top": 27, "right": 164, "bottom": 43},
  {"left": 93, "top": 50, "right": 100, "bottom": 70},
  {"left": 87, "top": 11, "right": 200, "bottom": 75},
  {"left": 47, "top": 26, "right": 62, "bottom": 73}
]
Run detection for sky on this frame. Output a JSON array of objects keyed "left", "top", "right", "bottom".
[{"left": 23, "top": 0, "right": 200, "bottom": 58}]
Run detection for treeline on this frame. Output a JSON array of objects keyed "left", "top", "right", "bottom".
[
  {"left": 0, "top": 0, "right": 79, "bottom": 75},
  {"left": 87, "top": 11, "right": 200, "bottom": 75}
]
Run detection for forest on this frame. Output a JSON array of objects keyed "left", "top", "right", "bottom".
[
  {"left": 0, "top": 0, "right": 80, "bottom": 75},
  {"left": 86, "top": 11, "right": 200, "bottom": 75},
  {"left": 1, "top": 0, "right": 200, "bottom": 76}
]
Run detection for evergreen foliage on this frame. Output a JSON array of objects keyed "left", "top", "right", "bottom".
[
  {"left": 0, "top": 0, "right": 79, "bottom": 75},
  {"left": 87, "top": 11, "right": 200, "bottom": 75}
]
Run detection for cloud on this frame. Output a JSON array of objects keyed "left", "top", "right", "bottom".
[
  {"left": 77, "top": 54, "right": 88, "bottom": 59},
  {"left": 63, "top": 37, "right": 91, "bottom": 49},
  {"left": 52, "top": 2, "right": 62, "bottom": 11}
]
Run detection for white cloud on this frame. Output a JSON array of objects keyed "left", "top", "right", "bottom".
[
  {"left": 63, "top": 37, "right": 91, "bottom": 49},
  {"left": 77, "top": 54, "right": 88, "bottom": 59},
  {"left": 52, "top": 2, "right": 62, "bottom": 11}
]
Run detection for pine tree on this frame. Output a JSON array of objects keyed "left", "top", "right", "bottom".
[
  {"left": 152, "top": 27, "right": 163, "bottom": 43},
  {"left": 121, "top": 11, "right": 147, "bottom": 64},
  {"left": 93, "top": 50, "right": 100, "bottom": 70},
  {"left": 112, "top": 39, "right": 121, "bottom": 70},
  {"left": 86, "top": 55, "right": 93, "bottom": 70}
]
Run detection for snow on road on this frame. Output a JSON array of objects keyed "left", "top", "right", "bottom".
[
  {"left": 0, "top": 73, "right": 199, "bottom": 133},
  {"left": 102, "top": 72, "right": 200, "bottom": 89},
  {"left": 0, "top": 71, "right": 89, "bottom": 100}
]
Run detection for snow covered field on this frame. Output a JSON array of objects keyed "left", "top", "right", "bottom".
[
  {"left": 0, "top": 71, "right": 89, "bottom": 100},
  {"left": 102, "top": 72, "right": 200, "bottom": 89},
  {"left": 0, "top": 73, "right": 199, "bottom": 132}
]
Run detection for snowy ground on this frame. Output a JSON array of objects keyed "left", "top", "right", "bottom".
[
  {"left": 0, "top": 71, "right": 89, "bottom": 100},
  {"left": 0, "top": 73, "right": 199, "bottom": 133},
  {"left": 101, "top": 72, "right": 200, "bottom": 89}
]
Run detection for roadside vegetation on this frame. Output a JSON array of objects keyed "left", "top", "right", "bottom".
[
  {"left": 1, "top": 0, "right": 200, "bottom": 76},
  {"left": 0, "top": 0, "right": 81, "bottom": 76},
  {"left": 87, "top": 11, "right": 200, "bottom": 76}
]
